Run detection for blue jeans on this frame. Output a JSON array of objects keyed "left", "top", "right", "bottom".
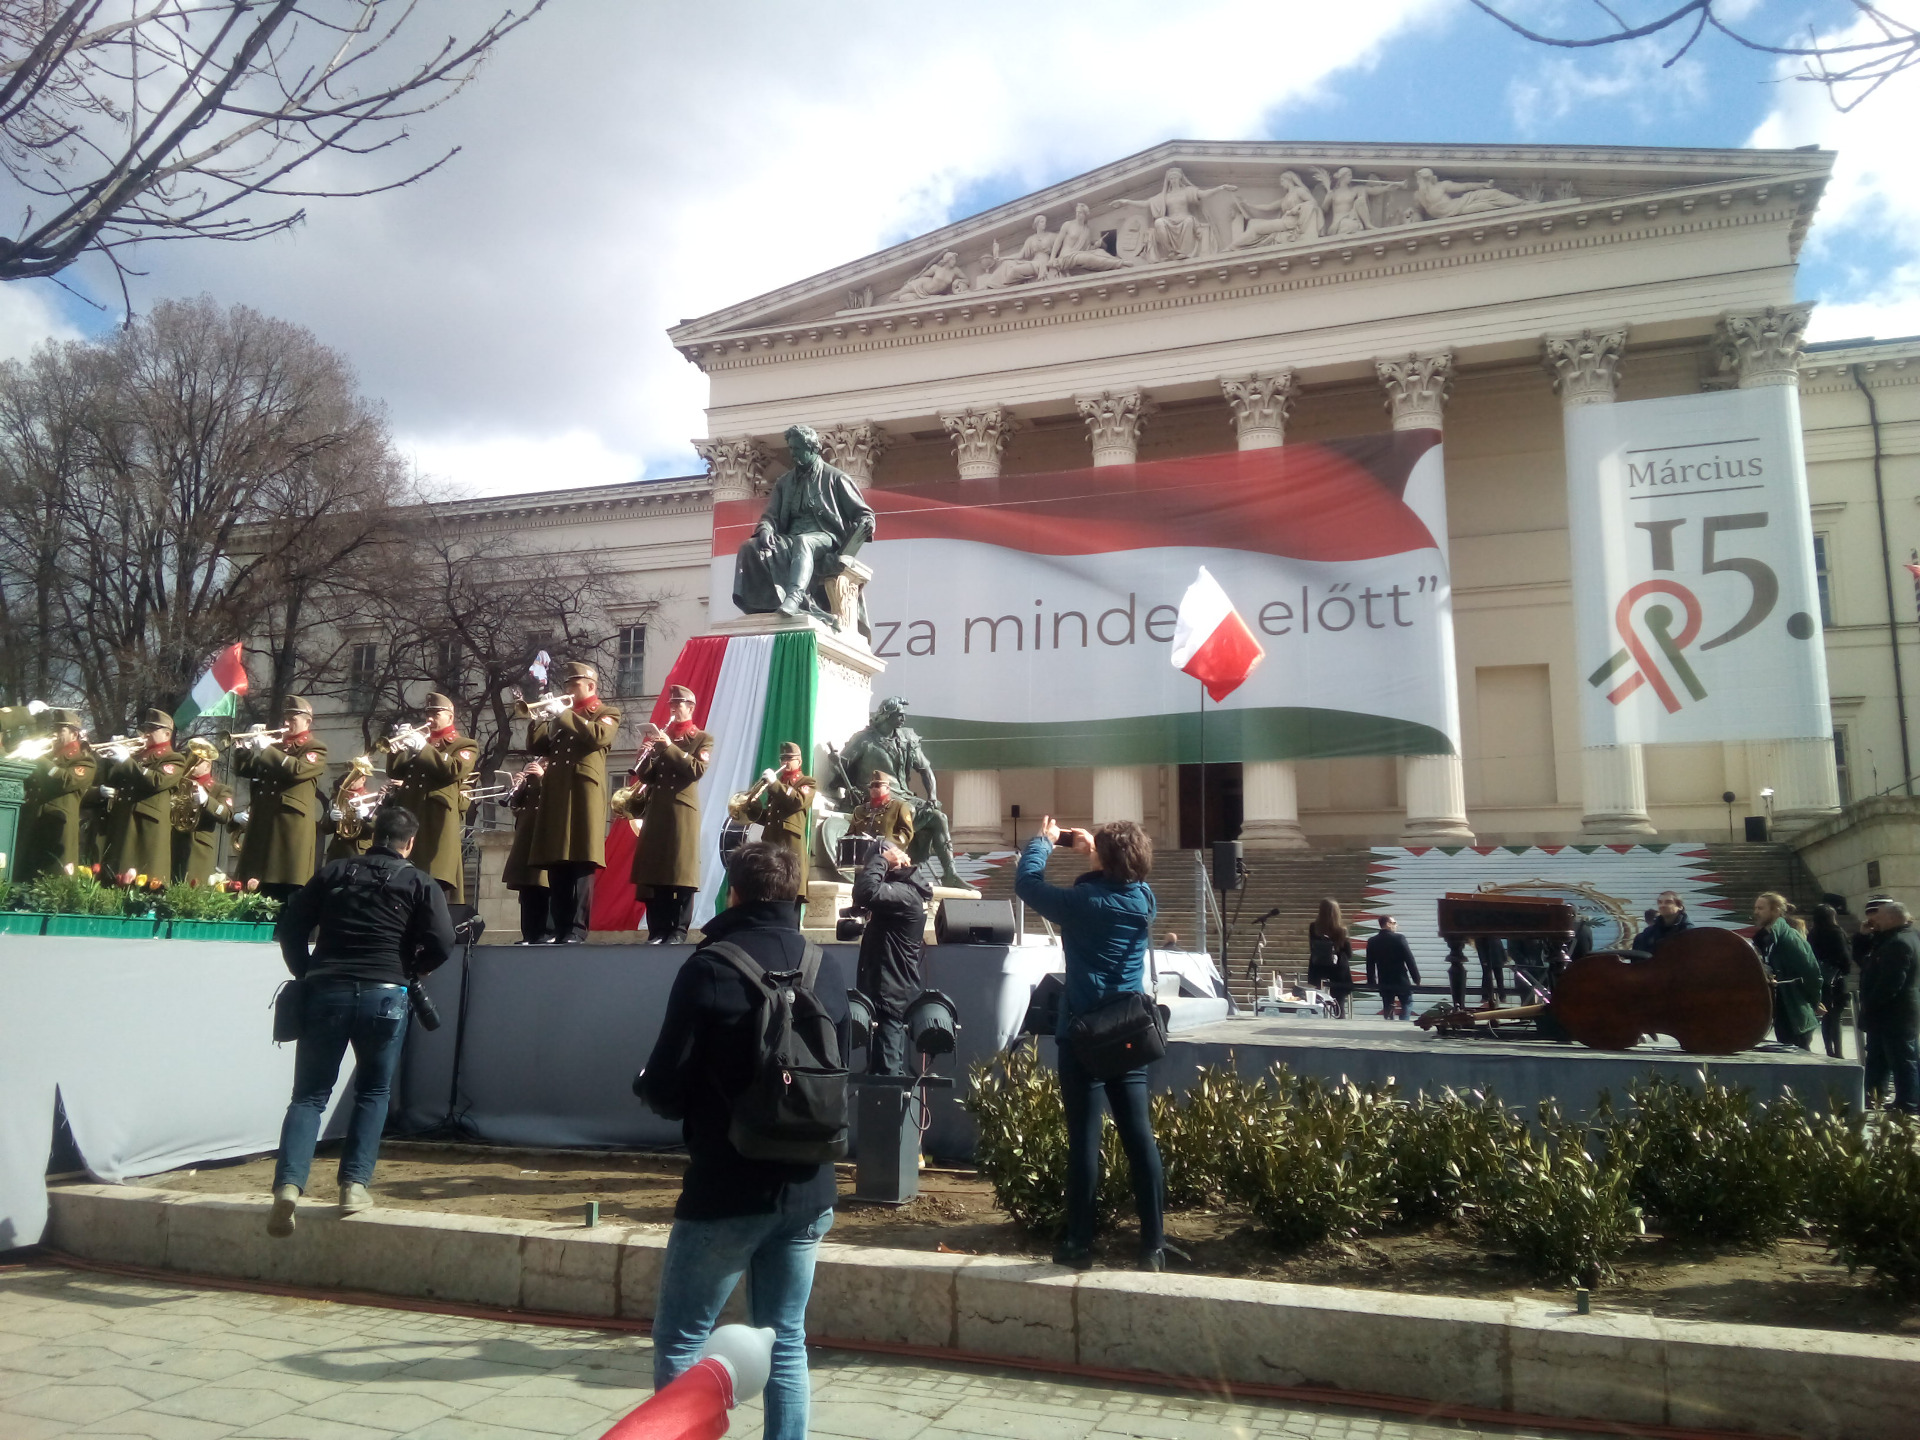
[
  {"left": 272, "top": 979, "right": 410, "bottom": 1191},
  {"left": 1058, "top": 1048, "right": 1164, "bottom": 1252},
  {"left": 1865, "top": 1031, "right": 1920, "bottom": 1113},
  {"left": 653, "top": 1207, "right": 833, "bottom": 1440}
]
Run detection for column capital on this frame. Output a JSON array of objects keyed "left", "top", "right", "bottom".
[
  {"left": 1220, "top": 371, "right": 1297, "bottom": 450},
  {"left": 1543, "top": 327, "right": 1628, "bottom": 407},
  {"left": 1716, "top": 304, "right": 1813, "bottom": 388},
  {"left": 1076, "top": 388, "right": 1155, "bottom": 466},
  {"left": 1375, "top": 351, "right": 1454, "bottom": 431},
  {"left": 942, "top": 405, "right": 1018, "bottom": 480},
  {"left": 693, "top": 436, "right": 770, "bottom": 503},
  {"left": 817, "top": 421, "right": 889, "bottom": 486}
]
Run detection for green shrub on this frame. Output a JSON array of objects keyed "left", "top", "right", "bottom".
[
  {"left": 155, "top": 882, "right": 232, "bottom": 921},
  {"left": 1816, "top": 1111, "right": 1920, "bottom": 1296},
  {"left": 24, "top": 868, "right": 129, "bottom": 916},
  {"left": 1472, "top": 1101, "right": 1644, "bottom": 1288},
  {"left": 1620, "top": 1075, "right": 1817, "bottom": 1245},
  {"left": 1154, "top": 1064, "right": 1264, "bottom": 1207},
  {"left": 968, "top": 1042, "right": 1074, "bottom": 1236},
  {"left": 228, "top": 890, "right": 281, "bottom": 923},
  {"left": 0, "top": 879, "right": 11, "bottom": 910},
  {"left": 1388, "top": 1088, "right": 1528, "bottom": 1224},
  {"left": 1233, "top": 1069, "right": 1396, "bottom": 1249}
]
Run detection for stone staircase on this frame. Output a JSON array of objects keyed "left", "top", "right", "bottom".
[{"left": 966, "top": 840, "right": 1827, "bottom": 1010}]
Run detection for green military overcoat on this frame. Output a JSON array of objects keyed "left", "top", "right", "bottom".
[
  {"left": 755, "top": 771, "right": 814, "bottom": 889},
  {"left": 630, "top": 729, "right": 712, "bottom": 891},
  {"left": 527, "top": 702, "right": 622, "bottom": 869},
  {"left": 16, "top": 746, "right": 96, "bottom": 882},
  {"left": 502, "top": 773, "right": 546, "bottom": 890},
  {"left": 100, "top": 747, "right": 189, "bottom": 881},
  {"left": 233, "top": 734, "right": 328, "bottom": 887},
  {"left": 388, "top": 731, "right": 478, "bottom": 899},
  {"left": 847, "top": 795, "right": 914, "bottom": 849},
  {"left": 171, "top": 779, "right": 234, "bottom": 885},
  {"left": 1760, "top": 917, "right": 1825, "bottom": 1040}
]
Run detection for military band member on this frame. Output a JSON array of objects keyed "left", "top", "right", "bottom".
[
  {"left": 385, "top": 692, "right": 478, "bottom": 903},
  {"left": 233, "top": 695, "right": 328, "bottom": 899},
  {"left": 0, "top": 699, "right": 49, "bottom": 754},
  {"left": 171, "top": 736, "right": 235, "bottom": 884},
  {"left": 526, "top": 661, "right": 622, "bottom": 944},
  {"left": 322, "top": 757, "right": 377, "bottom": 863},
  {"left": 100, "top": 709, "right": 189, "bottom": 882},
  {"left": 16, "top": 710, "right": 94, "bottom": 883},
  {"left": 628, "top": 684, "right": 712, "bottom": 945},
  {"left": 847, "top": 770, "right": 915, "bottom": 850},
  {"left": 754, "top": 741, "right": 815, "bottom": 890},
  {"left": 502, "top": 759, "right": 549, "bottom": 944}
]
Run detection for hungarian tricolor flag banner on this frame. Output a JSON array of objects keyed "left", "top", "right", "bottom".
[
  {"left": 1172, "top": 567, "right": 1264, "bottom": 701},
  {"left": 710, "top": 433, "right": 1463, "bottom": 770},
  {"left": 173, "top": 642, "right": 248, "bottom": 730}
]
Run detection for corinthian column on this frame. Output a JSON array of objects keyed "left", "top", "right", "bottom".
[
  {"left": 1546, "top": 327, "right": 1655, "bottom": 838},
  {"left": 693, "top": 436, "right": 769, "bottom": 504},
  {"left": 942, "top": 406, "right": 1017, "bottom": 480},
  {"left": 1077, "top": 389, "right": 1154, "bottom": 467},
  {"left": 1220, "top": 370, "right": 1306, "bottom": 847},
  {"left": 1376, "top": 351, "right": 1472, "bottom": 844},
  {"left": 1718, "top": 304, "right": 1840, "bottom": 830},
  {"left": 817, "top": 421, "right": 889, "bottom": 486}
]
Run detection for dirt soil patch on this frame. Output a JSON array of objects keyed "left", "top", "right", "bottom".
[{"left": 138, "top": 1141, "right": 1920, "bottom": 1338}]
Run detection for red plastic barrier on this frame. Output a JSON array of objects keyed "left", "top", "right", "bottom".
[{"left": 598, "top": 1356, "right": 736, "bottom": 1440}]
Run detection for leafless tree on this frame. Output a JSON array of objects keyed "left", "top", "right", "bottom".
[
  {"left": 0, "top": 0, "right": 547, "bottom": 287},
  {"left": 1471, "top": 1, "right": 1919, "bottom": 111}
]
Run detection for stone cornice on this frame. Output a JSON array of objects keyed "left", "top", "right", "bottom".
[
  {"left": 675, "top": 180, "right": 1824, "bottom": 376},
  {"left": 1799, "top": 338, "right": 1920, "bottom": 392},
  {"left": 433, "top": 476, "right": 711, "bottom": 528}
]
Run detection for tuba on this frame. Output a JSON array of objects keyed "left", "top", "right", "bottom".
[
  {"left": 330, "top": 756, "right": 378, "bottom": 839},
  {"left": 727, "top": 772, "right": 775, "bottom": 826},
  {"left": 171, "top": 737, "right": 222, "bottom": 832}
]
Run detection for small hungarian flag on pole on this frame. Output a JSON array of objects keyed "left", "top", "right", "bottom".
[
  {"left": 1171, "top": 567, "right": 1265, "bottom": 701},
  {"left": 174, "top": 643, "right": 249, "bottom": 730}
]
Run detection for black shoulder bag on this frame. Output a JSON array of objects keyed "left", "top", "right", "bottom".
[{"left": 1066, "top": 899, "right": 1168, "bottom": 1081}]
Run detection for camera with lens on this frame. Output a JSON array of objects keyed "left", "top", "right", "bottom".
[{"left": 835, "top": 903, "right": 868, "bottom": 943}]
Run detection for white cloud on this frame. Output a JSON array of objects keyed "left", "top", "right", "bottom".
[
  {"left": 0, "top": 281, "right": 82, "bottom": 362},
  {"left": 1508, "top": 41, "right": 1710, "bottom": 133},
  {"left": 54, "top": 0, "right": 1443, "bottom": 496},
  {"left": 403, "top": 428, "right": 643, "bottom": 500},
  {"left": 1747, "top": 14, "right": 1920, "bottom": 342}
]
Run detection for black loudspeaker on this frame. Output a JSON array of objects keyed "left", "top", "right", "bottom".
[
  {"left": 1212, "top": 839, "right": 1244, "bottom": 891},
  {"left": 1744, "top": 816, "right": 1769, "bottom": 843},
  {"left": 936, "top": 898, "right": 1016, "bottom": 945}
]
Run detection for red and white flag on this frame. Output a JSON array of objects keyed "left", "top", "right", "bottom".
[{"left": 1171, "top": 567, "right": 1265, "bottom": 701}]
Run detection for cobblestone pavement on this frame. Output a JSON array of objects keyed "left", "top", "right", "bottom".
[{"left": 0, "top": 1263, "right": 1599, "bottom": 1440}]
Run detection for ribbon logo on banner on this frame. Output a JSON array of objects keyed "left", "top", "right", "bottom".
[{"left": 1587, "top": 579, "right": 1708, "bottom": 713}]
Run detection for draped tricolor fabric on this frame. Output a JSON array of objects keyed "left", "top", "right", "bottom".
[
  {"left": 588, "top": 630, "right": 819, "bottom": 933},
  {"left": 712, "top": 436, "right": 1461, "bottom": 772}
]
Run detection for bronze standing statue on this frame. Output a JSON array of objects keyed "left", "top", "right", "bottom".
[
  {"left": 732, "top": 423, "right": 875, "bottom": 636},
  {"left": 828, "top": 696, "right": 962, "bottom": 889}
]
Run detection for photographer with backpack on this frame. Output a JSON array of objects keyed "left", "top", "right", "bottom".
[{"left": 635, "top": 841, "right": 850, "bottom": 1440}]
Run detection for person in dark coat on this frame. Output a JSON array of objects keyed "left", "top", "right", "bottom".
[
  {"left": 1365, "top": 915, "right": 1421, "bottom": 1020},
  {"left": 634, "top": 841, "right": 848, "bottom": 1440},
  {"left": 1473, "top": 936, "right": 1508, "bottom": 1003},
  {"left": 502, "top": 760, "right": 549, "bottom": 944},
  {"left": 526, "top": 662, "right": 622, "bottom": 944},
  {"left": 15, "top": 710, "right": 94, "bottom": 883},
  {"left": 99, "top": 709, "right": 188, "bottom": 882},
  {"left": 234, "top": 696, "right": 327, "bottom": 898},
  {"left": 1632, "top": 891, "right": 1694, "bottom": 955},
  {"left": 1859, "top": 898, "right": 1920, "bottom": 1112},
  {"left": 1807, "top": 903, "right": 1853, "bottom": 1059},
  {"left": 1307, "top": 898, "right": 1355, "bottom": 1016},
  {"left": 1753, "top": 892, "right": 1822, "bottom": 1049},
  {"left": 852, "top": 840, "right": 931, "bottom": 1074},
  {"left": 628, "top": 684, "right": 713, "bottom": 945}
]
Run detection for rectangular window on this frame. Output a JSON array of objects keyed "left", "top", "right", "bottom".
[
  {"left": 616, "top": 624, "right": 646, "bottom": 696},
  {"left": 348, "top": 642, "right": 378, "bottom": 713},
  {"left": 1834, "top": 726, "right": 1853, "bottom": 807},
  {"left": 435, "top": 640, "right": 462, "bottom": 694},
  {"left": 1813, "top": 533, "right": 1833, "bottom": 627}
]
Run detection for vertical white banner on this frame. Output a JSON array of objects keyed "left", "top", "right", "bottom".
[{"left": 1566, "top": 387, "right": 1830, "bottom": 744}]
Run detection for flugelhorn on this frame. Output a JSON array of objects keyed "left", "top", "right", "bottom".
[
  {"left": 378, "top": 721, "right": 431, "bottom": 753},
  {"left": 223, "top": 724, "right": 287, "bottom": 751},
  {"left": 517, "top": 690, "right": 573, "bottom": 721},
  {"left": 91, "top": 734, "right": 143, "bottom": 762}
]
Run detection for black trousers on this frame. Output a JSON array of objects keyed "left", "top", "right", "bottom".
[
  {"left": 546, "top": 863, "right": 595, "bottom": 942},
  {"left": 516, "top": 886, "right": 551, "bottom": 944},
  {"left": 647, "top": 886, "right": 695, "bottom": 941}
]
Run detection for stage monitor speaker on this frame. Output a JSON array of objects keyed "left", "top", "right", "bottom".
[
  {"left": 1212, "top": 839, "right": 1244, "bottom": 891},
  {"left": 1744, "top": 816, "right": 1769, "bottom": 843},
  {"left": 936, "top": 898, "right": 1016, "bottom": 945}
]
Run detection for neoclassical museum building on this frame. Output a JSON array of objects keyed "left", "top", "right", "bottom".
[{"left": 328, "top": 140, "right": 1920, "bottom": 856}]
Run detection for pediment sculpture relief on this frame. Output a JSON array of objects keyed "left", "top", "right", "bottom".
[{"left": 860, "top": 163, "right": 1591, "bottom": 309}]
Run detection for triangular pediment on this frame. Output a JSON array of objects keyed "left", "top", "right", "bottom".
[{"left": 669, "top": 139, "right": 1831, "bottom": 362}]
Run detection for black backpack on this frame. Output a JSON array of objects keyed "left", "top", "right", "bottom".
[{"left": 704, "top": 939, "right": 849, "bottom": 1164}]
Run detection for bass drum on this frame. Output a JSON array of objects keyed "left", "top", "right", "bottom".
[{"left": 837, "top": 834, "right": 882, "bottom": 871}]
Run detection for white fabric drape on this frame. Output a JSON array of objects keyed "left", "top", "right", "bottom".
[{"left": 691, "top": 635, "right": 774, "bottom": 928}]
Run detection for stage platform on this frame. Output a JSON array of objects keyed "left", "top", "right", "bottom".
[{"left": 1158, "top": 1013, "right": 1864, "bottom": 1121}]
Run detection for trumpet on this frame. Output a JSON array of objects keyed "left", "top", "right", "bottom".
[
  {"left": 517, "top": 690, "right": 573, "bottom": 721},
  {"left": 378, "top": 721, "right": 431, "bottom": 754},
  {"left": 91, "top": 734, "right": 143, "bottom": 762},
  {"left": 6, "top": 735, "right": 55, "bottom": 761},
  {"left": 224, "top": 724, "right": 287, "bottom": 751},
  {"left": 463, "top": 783, "right": 510, "bottom": 803}
]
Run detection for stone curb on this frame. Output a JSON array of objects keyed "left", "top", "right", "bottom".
[{"left": 46, "top": 1185, "right": 1920, "bottom": 1440}]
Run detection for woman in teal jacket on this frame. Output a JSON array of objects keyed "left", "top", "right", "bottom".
[
  {"left": 1015, "top": 818, "right": 1165, "bottom": 1273},
  {"left": 1753, "top": 892, "right": 1823, "bottom": 1049}
]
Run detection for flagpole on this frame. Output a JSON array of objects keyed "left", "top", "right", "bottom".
[{"left": 1198, "top": 680, "right": 1207, "bottom": 963}]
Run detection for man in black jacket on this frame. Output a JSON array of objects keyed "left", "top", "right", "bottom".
[
  {"left": 635, "top": 842, "right": 849, "bottom": 1440},
  {"left": 853, "top": 840, "right": 932, "bottom": 1074},
  {"left": 1860, "top": 898, "right": 1920, "bottom": 1113},
  {"left": 1632, "top": 891, "right": 1693, "bottom": 954},
  {"left": 1365, "top": 915, "right": 1421, "bottom": 1020},
  {"left": 268, "top": 807, "right": 454, "bottom": 1236}
]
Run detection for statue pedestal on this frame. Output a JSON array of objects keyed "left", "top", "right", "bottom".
[{"left": 709, "top": 612, "right": 884, "bottom": 783}]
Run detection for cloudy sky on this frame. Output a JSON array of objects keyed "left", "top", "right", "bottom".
[{"left": 3, "top": 0, "right": 1913, "bottom": 498}]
